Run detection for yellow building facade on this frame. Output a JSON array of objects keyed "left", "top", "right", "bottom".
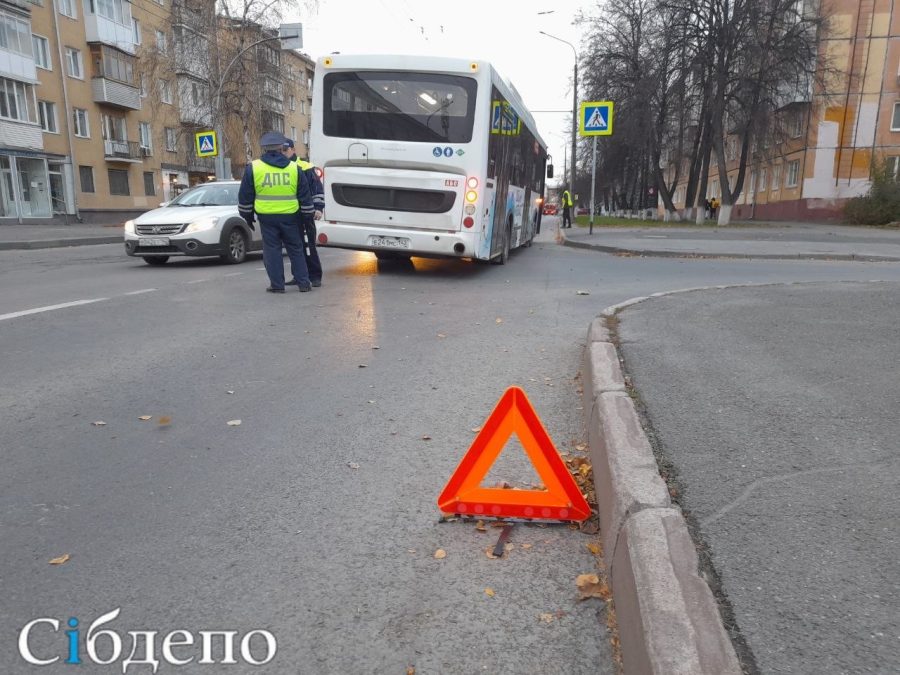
[{"left": 0, "top": 0, "right": 313, "bottom": 223}]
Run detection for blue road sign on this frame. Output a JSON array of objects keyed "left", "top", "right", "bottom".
[{"left": 579, "top": 101, "right": 614, "bottom": 136}]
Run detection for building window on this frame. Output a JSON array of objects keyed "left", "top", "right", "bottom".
[
  {"left": 772, "top": 164, "right": 782, "bottom": 191},
  {"left": 143, "top": 171, "right": 156, "bottom": 196},
  {"left": 65, "top": 47, "right": 83, "bottom": 78},
  {"left": 33, "top": 34, "right": 51, "bottom": 69},
  {"left": 302, "top": 129, "right": 309, "bottom": 145},
  {"left": 891, "top": 103, "right": 900, "bottom": 132},
  {"left": 95, "top": 0, "right": 132, "bottom": 26},
  {"left": 38, "top": 100, "right": 57, "bottom": 132},
  {"left": 290, "top": 94, "right": 295, "bottom": 111},
  {"left": 57, "top": 0, "right": 76, "bottom": 18},
  {"left": 101, "top": 112, "right": 127, "bottom": 141},
  {"left": 758, "top": 167, "right": 767, "bottom": 193},
  {"left": 79, "top": 165, "right": 94, "bottom": 192},
  {"left": 159, "top": 79, "right": 172, "bottom": 104},
  {"left": 0, "top": 77, "right": 34, "bottom": 122},
  {"left": 73, "top": 107, "right": 90, "bottom": 137},
  {"left": 886, "top": 156, "right": 900, "bottom": 181},
  {"left": 93, "top": 45, "right": 135, "bottom": 85},
  {"left": 164, "top": 127, "right": 176, "bottom": 152},
  {"left": 786, "top": 159, "right": 800, "bottom": 187},
  {"left": 139, "top": 74, "right": 147, "bottom": 98},
  {"left": 139, "top": 121, "right": 152, "bottom": 152},
  {"left": 789, "top": 113, "right": 804, "bottom": 138},
  {"left": 155, "top": 29, "right": 166, "bottom": 52},
  {"left": 132, "top": 18, "right": 141, "bottom": 45},
  {"left": 0, "top": 10, "right": 33, "bottom": 56},
  {"left": 108, "top": 169, "right": 129, "bottom": 196},
  {"left": 290, "top": 125, "right": 296, "bottom": 141},
  {"left": 299, "top": 99, "right": 305, "bottom": 114}
]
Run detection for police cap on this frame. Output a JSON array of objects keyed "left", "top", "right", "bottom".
[
  {"left": 282, "top": 138, "right": 295, "bottom": 149},
  {"left": 259, "top": 131, "right": 288, "bottom": 147}
]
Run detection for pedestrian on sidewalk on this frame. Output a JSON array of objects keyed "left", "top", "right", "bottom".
[
  {"left": 283, "top": 138, "right": 325, "bottom": 287},
  {"left": 561, "top": 187, "right": 573, "bottom": 228},
  {"left": 710, "top": 197, "right": 719, "bottom": 220},
  {"left": 238, "top": 131, "right": 315, "bottom": 293}
]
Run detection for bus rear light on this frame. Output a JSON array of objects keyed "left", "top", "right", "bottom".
[
  {"left": 464, "top": 204, "right": 476, "bottom": 215},
  {"left": 466, "top": 177, "right": 479, "bottom": 189},
  {"left": 463, "top": 216, "right": 474, "bottom": 228},
  {"left": 465, "top": 190, "right": 478, "bottom": 203},
  {"left": 318, "top": 232, "right": 328, "bottom": 244}
]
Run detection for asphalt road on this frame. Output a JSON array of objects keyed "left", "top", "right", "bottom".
[
  {"left": 2, "top": 219, "right": 900, "bottom": 673},
  {"left": 617, "top": 282, "right": 900, "bottom": 675}
]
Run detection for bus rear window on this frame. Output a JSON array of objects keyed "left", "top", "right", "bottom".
[{"left": 323, "top": 71, "right": 477, "bottom": 143}]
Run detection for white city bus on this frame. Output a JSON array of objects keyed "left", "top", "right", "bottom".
[{"left": 309, "top": 54, "right": 550, "bottom": 263}]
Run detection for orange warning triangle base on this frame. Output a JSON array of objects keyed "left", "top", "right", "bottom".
[{"left": 437, "top": 386, "right": 591, "bottom": 522}]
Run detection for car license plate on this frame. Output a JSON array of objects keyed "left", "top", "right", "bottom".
[
  {"left": 369, "top": 236, "right": 410, "bottom": 249},
  {"left": 138, "top": 238, "right": 169, "bottom": 247}
]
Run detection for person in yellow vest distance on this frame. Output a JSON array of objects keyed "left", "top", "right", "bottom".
[
  {"left": 238, "top": 131, "right": 315, "bottom": 293},
  {"left": 561, "top": 187, "right": 574, "bottom": 229}
]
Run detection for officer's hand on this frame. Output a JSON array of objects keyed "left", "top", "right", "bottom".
[{"left": 314, "top": 210, "right": 323, "bottom": 221}]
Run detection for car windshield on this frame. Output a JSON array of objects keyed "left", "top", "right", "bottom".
[{"left": 169, "top": 184, "right": 238, "bottom": 207}]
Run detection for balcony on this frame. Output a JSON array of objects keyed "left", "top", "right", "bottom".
[
  {"left": 187, "top": 155, "right": 215, "bottom": 173},
  {"left": 104, "top": 139, "right": 143, "bottom": 162},
  {"left": 84, "top": 14, "right": 136, "bottom": 54},
  {"left": 0, "top": 118, "right": 42, "bottom": 151},
  {"left": 92, "top": 77, "right": 141, "bottom": 110}
]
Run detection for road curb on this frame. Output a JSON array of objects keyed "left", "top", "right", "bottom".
[
  {"left": 0, "top": 236, "right": 122, "bottom": 250},
  {"left": 583, "top": 317, "right": 742, "bottom": 675},
  {"left": 560, "top": 230, "right": 900, "bottom": 262}
]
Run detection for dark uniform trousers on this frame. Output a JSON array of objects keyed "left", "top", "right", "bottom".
[
  {"left": 300, "top": 214, "right": 322, "bottom": 283},
  {"left": 260, "top": 213, "right": 309, "bottom": 288}
]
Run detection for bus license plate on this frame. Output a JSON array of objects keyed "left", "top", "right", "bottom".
[
  {"left": 370, "top": 236, "right": 410, "bottom": 249},
  {"left": 138, "top": 238, "right": 169, "bottom": 247}
]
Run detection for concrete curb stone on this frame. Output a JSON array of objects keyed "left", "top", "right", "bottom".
[
  {"left": 0, "top": 237, "right": 122, "bottom": 251},
  {"left": 583, "top": 310, "right": 742, "bottom": 674}
]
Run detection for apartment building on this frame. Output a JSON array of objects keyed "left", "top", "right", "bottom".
[
  {"left": 0, "top": 0, "right": 313, "bottom": 224},
  {"left": 665, "top": 0, "right": 900, "bottom": 222},
  {"left": 217, "top": 19, "right": 314, "bottom": 179}
]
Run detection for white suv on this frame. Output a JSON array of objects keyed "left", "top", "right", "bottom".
[{"left": 124, "top": 181, "right": 261, "bottom": 265}]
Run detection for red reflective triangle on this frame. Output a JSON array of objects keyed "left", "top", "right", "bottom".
[{"left": 437, "top": 386, "right": 591, "bottom": 522}]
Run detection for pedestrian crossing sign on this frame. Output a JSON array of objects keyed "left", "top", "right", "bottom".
[
  {"left": 579, "top": 101, "right": 614, "bottom": 136},
  {"left": 195, "top": 131, "right": 218, "bottom": 157}
]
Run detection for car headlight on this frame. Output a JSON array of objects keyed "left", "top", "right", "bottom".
[
  {"left": 184, "top": 216, "right": 220, "bottom": 233},
  {"left": 124, "top": 219, "right": 135, "bottom": 235}
]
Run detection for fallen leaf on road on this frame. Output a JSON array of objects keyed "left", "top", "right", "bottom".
[
  {"left": 484, "top": 588, "right": 495, "bottom": 597},
  {"left": 495, "top": 318, "right": 503, "bottom": 324},
  {"left": 372, "top": 346, "right": 380, "bottom": 350},
  {"left": 576, "top": 290, "right": 591, "bottom": 295},
  {"left": 504, "top": 543, "right": 514, "bottom": 553},
  {"left": 586, "top": 543, "right": 601, "bottom": 556},
  {"left": 576, "top": 573, "right": 611, "bottom": 601},
  {"left": 347, "top": 462, "right": 360, "bottom": 469},
  {"left": 520, "top": 543, "right": 533, "bottom": 550},
  {"left": 138, "top": 416, "right": 152, "bottom": 421},
  {"left": 49, "top": 554, "right": 70, "bottom": 565},
  {"left": 358, "top": 364, "right": 367, "bottom": 368},
  {"left": 368, "top": 400, "right": 376, "bottom": 404},
  {"left": 92, "top": 421, "right": 106, "bottom": 426},
  {"left": 421, "top": 435, "right": 432, "bottom": 441},
  {"left": 433, "top": 549, "right": 447, "bottom": 559},
  {"left": 227, "top": 390, "right": 235, "bottom": 395},
  {"left": 158, "top": 416, "right": 172, "bottom": 426},
  {"left": 407, "top": 668, "right": 415, "bottom": 675},
  {"left": 437, "top": 333, "right": 447, "bottom": 338},
  {"left": 475, "top": 520, "right": 487, "bottom": 532},
  {"left": 575, "top": 442, "right": 587, "bottom": 452},
  {"left": 539, "top": 613, "right": 555, "bottom": 623},
  {"left": 485, "top": 548, "right": 500, "bottom": 559},
  {"left": 227, "top": 420, "right": 242, "bottom": 426},
  {"left": 471, "top": 426, "right": 482, "bottom": 433}
]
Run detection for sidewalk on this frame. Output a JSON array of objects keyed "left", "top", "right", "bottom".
[
  {"left": 0, "top": 222, "right": 123, "bottom": 250},
  {"left": 559, "top": 220, "right": 900, "bottom": 261}
]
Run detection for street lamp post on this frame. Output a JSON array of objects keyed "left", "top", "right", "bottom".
[{"left": 539, "top": 31, "right": 577, "bottom": 203}]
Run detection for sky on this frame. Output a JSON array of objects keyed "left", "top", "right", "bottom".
[{"left": 292, "top": 0, "right": 595, "bottom": 187}]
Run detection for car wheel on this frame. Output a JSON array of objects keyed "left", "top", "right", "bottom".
[
  {"left": 220, "top": 228, "right": 247, "bottom": 264},
  {"left": 142, "top": 256, "right": 169, "bottom": 266}
]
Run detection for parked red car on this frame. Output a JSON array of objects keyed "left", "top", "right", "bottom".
[{"left": 542, "top": 203, "right": 558, "bottom": 216}]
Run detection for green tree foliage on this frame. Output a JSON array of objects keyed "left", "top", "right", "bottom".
[{"left": 844, "top": 161, "right": 900, "bottom": 225}]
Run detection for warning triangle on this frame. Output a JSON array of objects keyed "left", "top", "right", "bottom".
[
  {"left": 586, "top": 108, "right": 607, "bottom": 129},
  {"left": 199, "top": 137, "right": 214, "bottom": 152},
  {"left": 437, "top": 387, "right": 591, "bottom": 522}
]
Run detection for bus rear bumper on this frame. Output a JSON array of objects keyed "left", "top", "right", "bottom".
[{"left": 317, "top": 223, "right": 476, "bottom": 259}]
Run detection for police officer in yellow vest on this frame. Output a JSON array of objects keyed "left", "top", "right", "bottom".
[
  {"left": 283, "top": 139, "right": 324, "bottom": 287},
  {"left": 238, "top": 131, "right": 315, "bottom": 293},
  {"left": 561, "top": 188, "right": 574, "bottom": 229}
]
